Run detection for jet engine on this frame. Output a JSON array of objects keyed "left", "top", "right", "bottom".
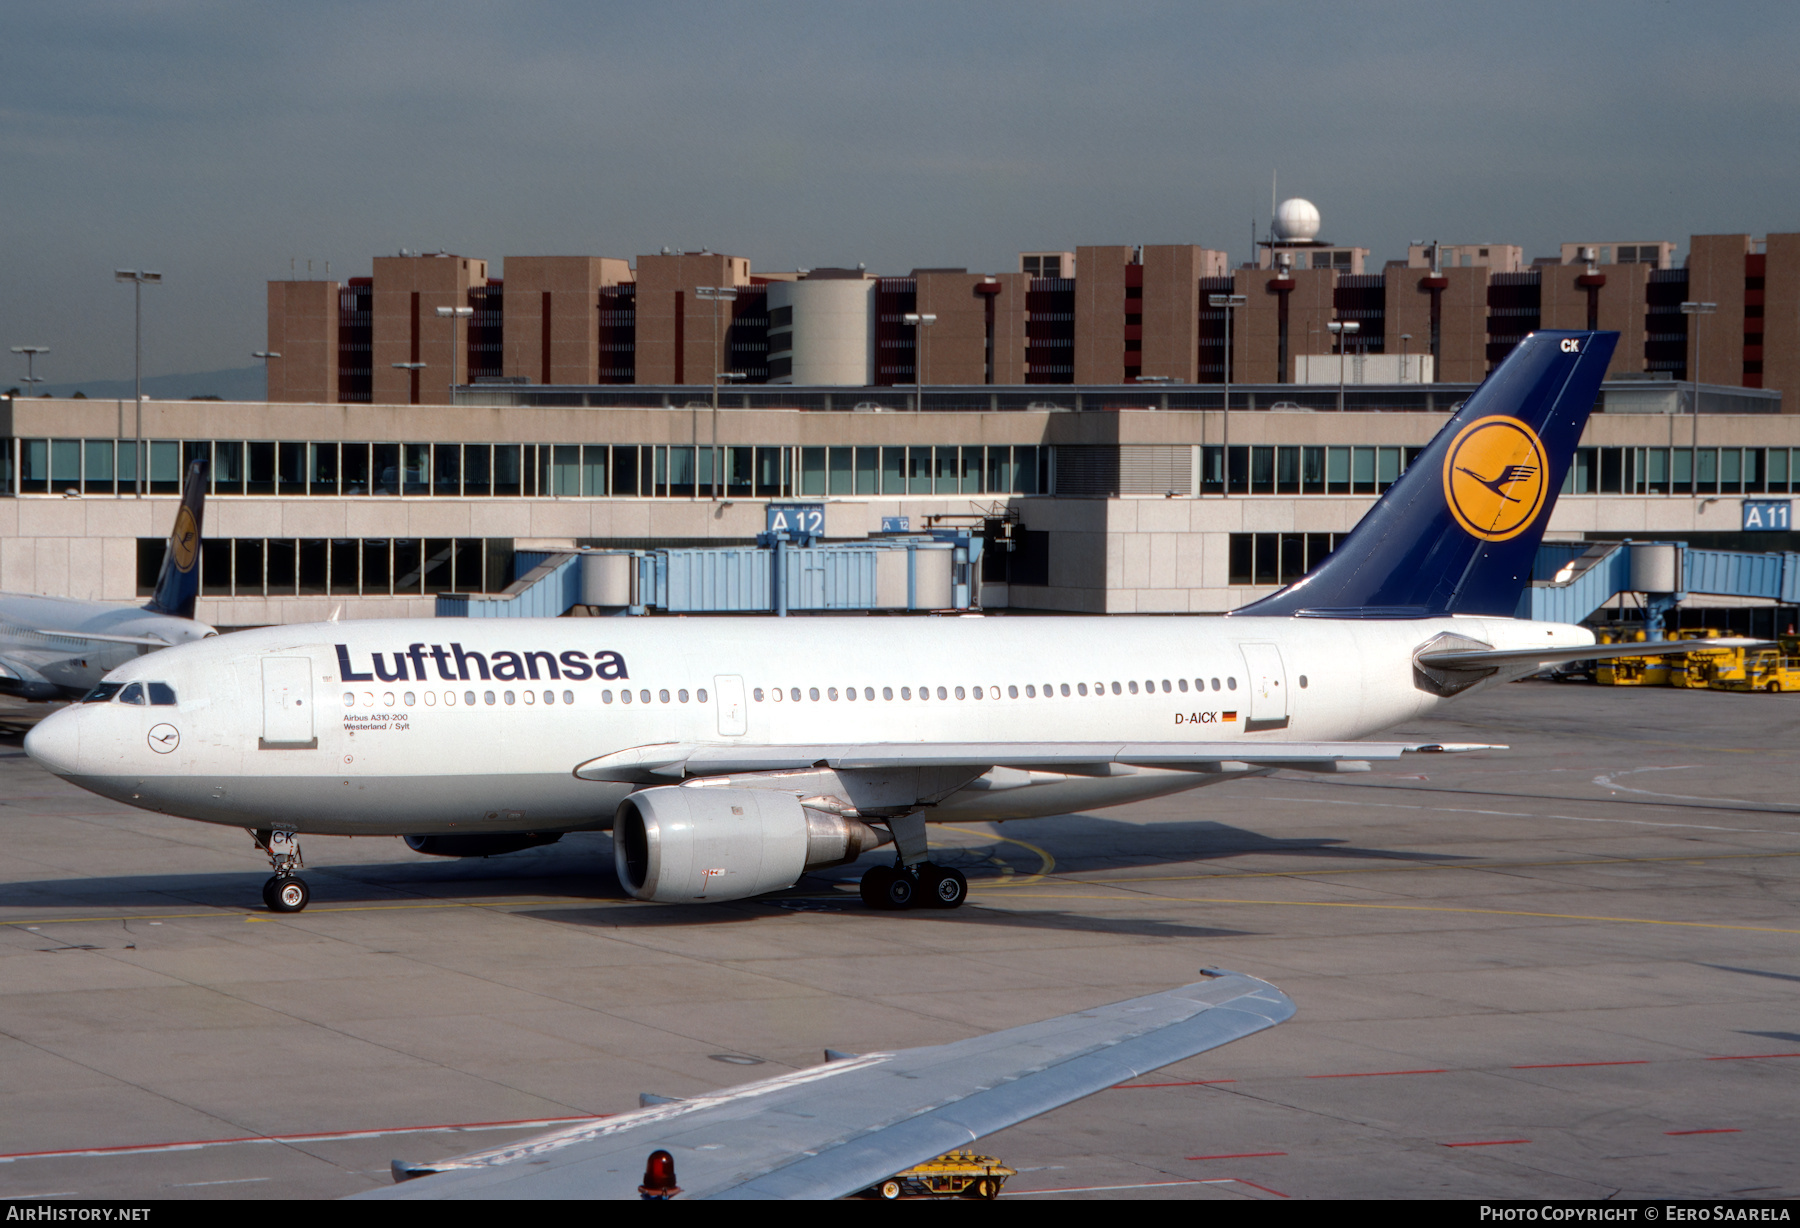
[
  {"left": 613, "top": 786, "right": 890, "bottom": 903},
  {"left": 403, "top": 832, "right": 564, "bottom": 858}
]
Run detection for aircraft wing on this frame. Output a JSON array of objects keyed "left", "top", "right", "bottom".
[
  {"left": 1416, "top": 637, "right": 1763, "bottom": 671},
  {"left": 31, "top": 628, "right": 171, "bottom": 647},
  {"left": 354, "top": 970, "right": 1293, "bottom": 1201},
  {"left": 574, "top": 739, "right": 1501, "bottom": 781}
]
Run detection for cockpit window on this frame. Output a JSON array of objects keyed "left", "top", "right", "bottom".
[
  {"left": 147, "top": 683, "right": 178, "bottom": 706},
  {"left": 82, "top": 683, "right": 123, "bottom": 704},
  {"left": 119, "top": 682, "right": 146, "bottom": 705}
]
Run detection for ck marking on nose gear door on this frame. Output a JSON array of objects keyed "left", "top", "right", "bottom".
[{"left": 1442, "top": 415, "right": 1549, "bottom": 542}]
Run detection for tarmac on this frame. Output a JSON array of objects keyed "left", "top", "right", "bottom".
[{"left": 1, "top": 679, "right": 1797, "bottom": 1201}]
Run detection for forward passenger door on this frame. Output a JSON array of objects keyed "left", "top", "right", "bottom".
[{"left": 261, "top": 657, "right": 317, "bottom": 749}]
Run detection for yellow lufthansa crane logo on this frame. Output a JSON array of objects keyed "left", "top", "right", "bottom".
[
  {"left": 1442, "top": 416, "right": 1549, "bottom": 542},
  {"left": 170, "top": 508, "right": 200, "bottom": 572}
]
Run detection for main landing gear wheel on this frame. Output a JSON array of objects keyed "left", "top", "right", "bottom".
[
  {"left": 858, "top": 865, "right": 896, "bottom": 909},
  {"left": 859, "top": 865, "right": 918, "bottom": 910},
  {"left": 920, "top": 865, "right": 968, "bottom": 909},
  {"left": 860, "top": 864, "right": 966, "bottom": 911},
  {"left": 265, "top": 876, "right": 310, "bottom": 913}
]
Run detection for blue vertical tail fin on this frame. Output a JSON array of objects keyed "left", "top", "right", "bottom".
[
  {"left": 145, "top": 459, "right": 208, "bottom": 619},
  {"left": 1233, "top": 330, "right": 1618, "bottom": 619}
]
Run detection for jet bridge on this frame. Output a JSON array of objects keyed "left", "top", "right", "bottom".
[
  {"left": 436, "top": 532, "right": 982, "bottom": 619},
  {"left": 1520, "top": 540, "right": 1800, "bottom": 635}
]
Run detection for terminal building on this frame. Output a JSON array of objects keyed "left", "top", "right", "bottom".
[{"left": 4, "top": 206, "right": 1799, "bottom": 632}]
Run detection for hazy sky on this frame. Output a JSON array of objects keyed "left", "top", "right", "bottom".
[{"left": 4, "top": 1, "right": 1797, "bottom": 383}]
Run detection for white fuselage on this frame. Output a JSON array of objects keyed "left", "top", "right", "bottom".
[{"left": 25, "top": 613, "right": 1593, "bottom": 837}]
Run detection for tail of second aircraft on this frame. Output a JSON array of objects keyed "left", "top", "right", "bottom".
[
  {"left": 145, "top": 458, "right": 208, "bottom": 620},
  {"left": 1233, "top": 330, "right": 1618, "bottom": 619}
]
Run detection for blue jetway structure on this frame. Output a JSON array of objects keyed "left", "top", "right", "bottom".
[
  {"left": 1520, "top": 540, "right": 1800, "bottom": 636},
  {"left": 437, "top": 530, "right": 982, "bottom": 619}
]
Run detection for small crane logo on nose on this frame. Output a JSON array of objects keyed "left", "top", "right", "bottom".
[{"left": 147, "top": 724, "right": 180, "bottom": 754}]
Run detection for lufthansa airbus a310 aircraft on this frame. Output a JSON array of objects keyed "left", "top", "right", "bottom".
[
  {"left": 0, "top": 459, "right": 214, "bottom": 700},
  {"left": 27, "top": 331, "right": 1712, "bottom": 915}
]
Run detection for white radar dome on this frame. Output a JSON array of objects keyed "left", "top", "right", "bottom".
[{"left": 1273, "top": 198, "right": 1321, "bottom": 243}]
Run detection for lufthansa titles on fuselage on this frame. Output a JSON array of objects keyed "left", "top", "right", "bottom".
[{"left": 334, "top": 643, "right": 628, "bottom": 685}]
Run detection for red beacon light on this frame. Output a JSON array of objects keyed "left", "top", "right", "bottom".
[{"left": 640, "top": 1149, "right": 681, "bottom": 1199}]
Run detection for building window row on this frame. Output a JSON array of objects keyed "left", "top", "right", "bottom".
[
  {"left": 136, "top": 537, "right": 514, "bottom": 599},
  {"left": 1563, "top": 447, "right": 1800, "bottom": 495},
  {"left": 1204, "top": 446, "right": 1422, "bottom": 496},
  {"left": 1229, "top": 533, "right": 1348, "bottom": 587},
  {"left": 10, "top": 439, "right": 1047, "bottom": 500},
  {"left": 796, "top": 446, "right": 1045, "bottom": 497},
  {"left": 20, "top": 438, "right": 1800, "bottom": 502}
]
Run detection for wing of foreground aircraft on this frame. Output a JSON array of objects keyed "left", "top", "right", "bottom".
[
  {"left": 575, "top": 739, "right": 1502, "bottom": 781},
  {"left": 356, "top": 970, "right": 1293, "bottom": 1201}
]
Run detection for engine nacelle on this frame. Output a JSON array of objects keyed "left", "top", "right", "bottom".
[{"left": 614, "top": 786, "right": 889, "bottom": 903}]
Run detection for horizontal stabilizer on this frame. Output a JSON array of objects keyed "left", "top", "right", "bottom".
[
  {"left": 1417, "top": 637, "right": 1763, "bottom": 672},
  {"left": 574, "top": 740, "right": 1505, "bottom": 782}
]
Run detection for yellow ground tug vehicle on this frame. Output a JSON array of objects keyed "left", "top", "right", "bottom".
[
  {"left": 865, "top": 1151, "right": 1016, "bottom": 1199},
  {"left": 1713, "top": 646, "right": 1800, "bottom": 693}
]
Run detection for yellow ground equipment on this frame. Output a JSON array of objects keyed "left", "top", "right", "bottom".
[
  {"left": 1673, "top": 632, "right": 1743, "bottom": 689},
  {"left": 1594, "top": 628, "right": 1710, "bottom": 687},
  {"left": 867, "top": 1151, "right": 1016, "bottom": 1199},
  {"left": 1715, "top": 647, "right": 1800, "bottom": 693}
]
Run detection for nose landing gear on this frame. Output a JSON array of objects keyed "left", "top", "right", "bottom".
[{"left": 252, "top": 829, "right": 310, "bottom": 913}]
